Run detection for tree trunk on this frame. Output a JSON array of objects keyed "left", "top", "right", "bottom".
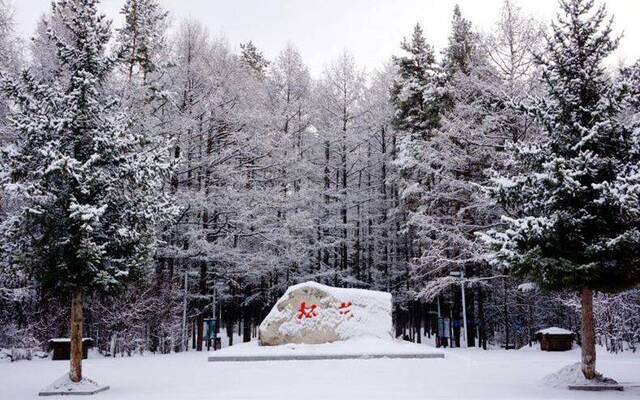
[
  {"left": 581, "top": 288, "right": 596, "bottom": 379},
  {"left": 478, "top": 286, "right": 487, "bottom": 350},
  {"left": 110, "top": 334, "right": 117, "bottom": 357},
  {"left": 196, "top": 317, "right": 204, "bottom": 351},
  {"left": 243, "top": 312, "right": 251, "bottom": 343},
  {"left": 127, "top": 0, "right": 139, "bottom": 81},
  {"left": 503, "top": 277, "right": 509, "bottom": 349},
  {"left": 69, "top": 290, "right": 83, "bottom": 383}
]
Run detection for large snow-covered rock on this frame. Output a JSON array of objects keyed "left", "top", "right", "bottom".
[{"left": 259, "top": 281, "right": 393, "bottom": 346}]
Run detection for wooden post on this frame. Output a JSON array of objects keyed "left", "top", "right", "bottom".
[
  {"left": 581, "top": 288, "right": 596, "bottom": 379},
  {"left": 69, "top": 291, "right": 83, "bottom": 383},
  {"left": 196, "top": 317, "right": 204, "bottom": 351}
]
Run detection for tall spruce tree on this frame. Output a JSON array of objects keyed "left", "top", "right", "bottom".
[
  {"left": 116, "top": 0, "right": 168, "bottom": 81},
  {"left": 390, "top": 23, "right": 444, "bottom": 217},
  {"left": 481, "top": 0, "right": 640, "bottom": 379},
  {"left": 442, "top": 5, "right": 474, "bottom": 77},
  {"left": 0, "top": 0, "right": 172, "bottom": 382},
  {"left": 240, "top": 41, "right": 270, "bottom": 78},
  {"left": 391, "top": 23, "right": 442, "bottom": 136}
]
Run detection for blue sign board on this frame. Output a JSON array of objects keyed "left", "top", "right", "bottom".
[
  {"left": 205, "top": 318, "right": 218, "bottom": 341},
  {"left": 438, "top": 317, "right": 451, "bottom": 338}
]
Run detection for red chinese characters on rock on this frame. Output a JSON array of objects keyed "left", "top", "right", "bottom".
[
  {"left": 339, "top": 302, "right": 352, "bottom": 317},
  {"left": 296, "top": 302, "right": 318, "bottom": 319},
  {"left": 295, "top": 301, "right": 353, "bottom": 320}
]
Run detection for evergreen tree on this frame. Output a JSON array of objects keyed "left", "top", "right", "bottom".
[
  {"left": 390, "top": 23, "right": 443, "bottom": 227},
  {"left": 0, "top": 0, "right": 172, "bottom": 382},
  {"left": 0, "top": 0, "right": 20, "bottom": 145},
  {"left": 481, "top": 0, "right": 640, "bottom": 379},
  {"left": 620, "top": 60, "right": 640, "bottom": 112},
  {"left": 391, "top": 24, "right": 442, "bottom": 136},
  {"left": 390, "top": 24, "right": 447, "bottom": 337},
  {"left": 116, "top": 0, "right": 168, "bottom": 81},
  {"left": 240, "top": 41, "right": 270, "bottom": 77},
  {"left": 442, "top": 5, "right": 475, "bottom": 77}
]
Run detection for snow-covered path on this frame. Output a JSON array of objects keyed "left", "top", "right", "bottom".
[{"left": 2, "top": 345, "right": 639, "bottom": 399}]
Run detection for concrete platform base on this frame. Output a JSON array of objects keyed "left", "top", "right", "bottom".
[
  {"left": 208, "top": 352, "right": 444, "bottom": 362},
  {"left": 38, "top": 375, "right": 110, "bottom": 396},
  {"left": 568, "top": 384, "right": 624, "bottom": 391},
  {"left": 39, "top": 385, "right": 109, "bottom": 396}
]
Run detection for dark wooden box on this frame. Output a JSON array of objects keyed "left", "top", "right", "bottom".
[
  {"left": 536, "top": 332, "right": 574, "bottom": 351},
  {"left": 49, "top": 338, "right": 93, "bottom": 360}
]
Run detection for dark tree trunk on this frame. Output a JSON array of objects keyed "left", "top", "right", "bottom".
[
  {"left": 192, "top": 321, "right": 196, "bottom": 349},
  {"left": 453, "top": 289, "right": 461, "bottom": 347},
  {"left": 477, "top": 286, "right": 487, "bottom": 350},
  {"left": 503, "top": 277, "right": 509, "bottom": 349},
  {"left": 467, "top": 289, "right": 475, "bottom": 347},
  {"left": 226, "top": 322, "right": 234, "bottom": 346},
  {"left": 581, "top": 288, "right": 596, "bottom": 379},
  {"left": 243, "top": 308, "right": 251, "bottom": 343},
  {"left": 69, "top": 290, "right": 83, "bottom": 383},
  {"left": 196, "top": 317, "right": 204, "bottom": 351}
]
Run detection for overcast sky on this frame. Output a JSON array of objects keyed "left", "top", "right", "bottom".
[{"left": 11, "top": 0, "right": 640, "bottom": 76}]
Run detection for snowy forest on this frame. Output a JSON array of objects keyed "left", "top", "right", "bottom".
[{"left": 1, "top": 0, "right": 639, "bottom": 363}]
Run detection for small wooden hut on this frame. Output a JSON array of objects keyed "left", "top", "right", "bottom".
[
  {"left": 48, "top": 338, "right": 93, "bottom": 360},
  {"left": 535, "top": 327, "right": 574, "bottom": 351}
]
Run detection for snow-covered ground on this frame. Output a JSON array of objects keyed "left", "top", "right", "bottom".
[
  {"left": 2, "top": 343, "right": 639, "bottom": 399},
  {"left": 208, "top": 337, "right": 442, "bottom": 360}
]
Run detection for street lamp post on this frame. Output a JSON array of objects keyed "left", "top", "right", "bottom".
[
  {"left": 182, "top": 271, "right": 188, "bottom": 352},
  {"left": 460, "top": 269, "right": 467, "bottom": 348},
  {"left": 450, "top": 270, "right": 468, "bottom": 348}
]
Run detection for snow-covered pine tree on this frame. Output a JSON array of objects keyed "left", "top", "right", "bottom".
[
  {"left": 413, "top": 14, "right": 498, "bottom": 347},
  {"left": 442, "top": 4, "right": 474, "bottom": 78},
  {"left": 0, "top": 0, "right": 173, "bottom": 382},
  {"left": 481, "top": 0, "right": 640, "bottom": 379},
  {"left": 0, "top": 0, "right": 21, "bottom": 170},
  {"left": 0, "top": 0, "right": 21, "bottom": 151},
  {"left": 240, "top": 41, "right": 270, "bottom": 78},
  {"left": 390, "top": 24, "right": 442, "bottom": 260},
  {"left": 0, "top": 0, "right": 28, "bottom": 351},
  {"left": 390, "top": 23, "right": 446, "bottom": 338},
  {"left": 116, "top": 0, "right": 168, "bottom": 81},
  {"left": 416, "top": 1, "right": 545, "bottom": 349},
  {"left": 620, "top": 60, "right": 640, "bottom": 117},
  {"left": 111, "top": 0, "right": 173, "bottom": 355},
  {"left": 391, "top": 23, "right": 442, "bottom": 136}
]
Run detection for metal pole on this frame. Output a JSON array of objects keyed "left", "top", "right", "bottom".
[
  {"left": 212, "top": 284, "right": 216, "bottom": 319},
  {"left": 436, "top": 296, "right": 442, "bottom": 347},
  {"left": 461, "top": 269, "right": 468, "bottom": 348},
  {"left": 182, "top": 271, "right": 188, "bottom": 352},
  {"left": 211, "top": 282, "right": 216, "bottom": 351}
]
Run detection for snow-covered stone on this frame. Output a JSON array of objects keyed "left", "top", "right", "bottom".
[
  {"left": 259, "top": 281, "right": 393, "bottom": 346},
  {"left": 517, "top": 282, "right": 537, "bottom": 292}
]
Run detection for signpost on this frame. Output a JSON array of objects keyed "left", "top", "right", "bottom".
[
  {"left": 450, "top": 269, "right": 468, "bottom": 348},
  {"left": 205, "top": 318, "right": 219, "bottom": 351},
  {"left": 437, "top": 317, "right": 451, "bottom": 347},
  {"left": 207, "top": 279, "right": 220, "bottom": 351}
]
